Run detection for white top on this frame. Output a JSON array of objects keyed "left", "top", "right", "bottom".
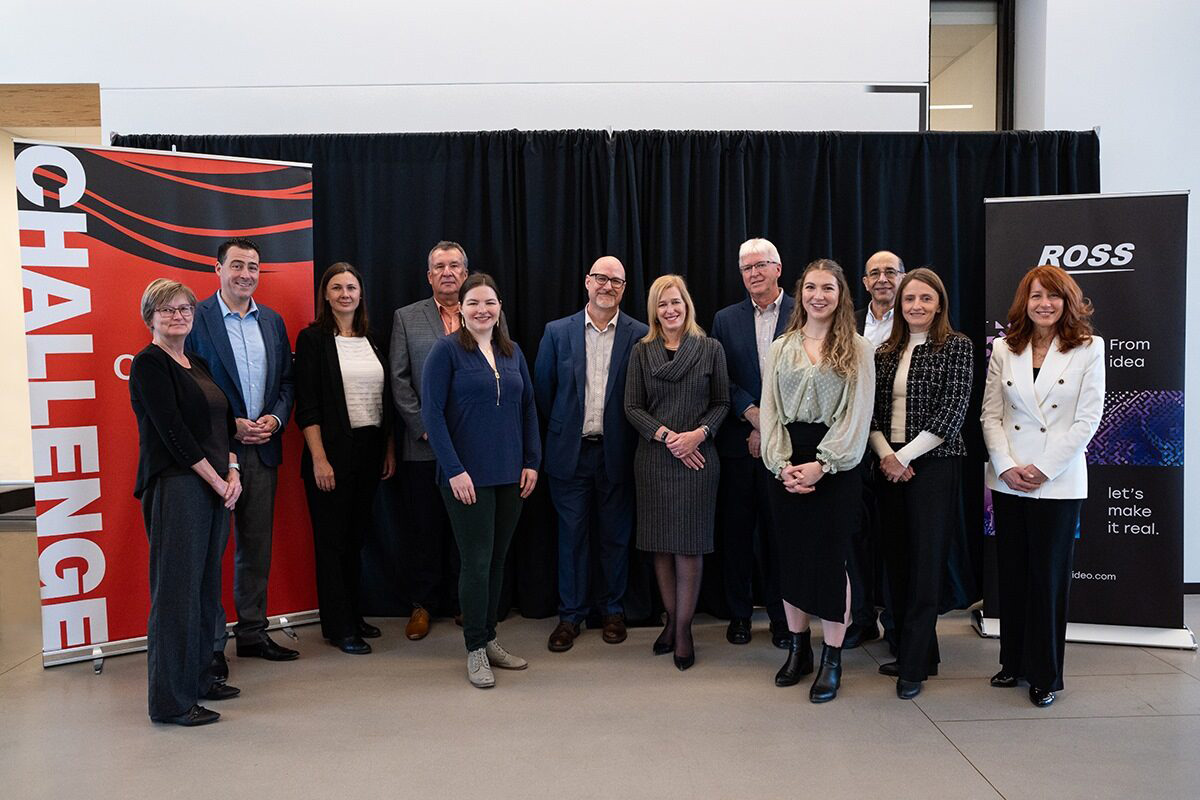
[
  {"left": 869, "top": 331, "right": 944, "bottom": 468},
  {"left": 863, "top": 306, "right": 894, "bottom": 348},
  {"left": 582, "top": 308, "right": 618, "bottom": 436},
  {"left": 335, "top": 335, "right": 384, "bottom": 429},
  {"left": 752, "top": 288, "right": 785, "bottom": 377}
]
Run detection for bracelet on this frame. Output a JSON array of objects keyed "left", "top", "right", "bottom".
[{"left": 229, "top": 463, "right": 240, "bottom": 471}]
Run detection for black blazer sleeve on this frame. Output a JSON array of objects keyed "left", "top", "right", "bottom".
[{"left": 130, "top": 347, "right": 207, "bottom": 468}]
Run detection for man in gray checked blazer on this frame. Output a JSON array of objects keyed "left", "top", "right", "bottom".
[{"left": 389, "top": 240, "right": 472, "bottom": 641}]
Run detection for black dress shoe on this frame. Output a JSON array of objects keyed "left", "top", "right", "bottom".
[
  {"left": 202, "top": 683, "right": 241, "bottom": 701},
  {"left": 726, "top": 618, "right": 752, "bottom": 645},
  {"left": 1029, "top": 686, "right": 1055, "bottom": 707},
  {"left": 769, "top": 620, "right": 791, "bottom": 650},
  {"left": 209, "top": 651, "right": 228, "bottom": 682},
  {"left": 155, "top": 704, "right": 220, "bottom": 727},
  {"left": 878, "top": 660, "right": 900, "bottom": 677},
  {"left": 652, "top": 616, "right": 674, "bottom": 655},
  {"left": 357, "top": 620, "right": 382, "bottom": 639},
  {"left": 237, "top": 636, "right": 299, "bottom": 661},
  {"left": 990, "top": 670, "right": 1020, "bottom": 688},
  {"left": 775, "top": 631, "right": 814, "bottom": 686},
  {"left": 896, "top": 679, "right": 922, "bottom": 699},
  {"left": 329, "top": 636, "right": 372, "bottom": 655},
  {"left": 674, "top": 652, "right": 695, "bottom": 671}
]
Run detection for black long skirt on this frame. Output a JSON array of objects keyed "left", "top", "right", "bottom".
[{"left": 766, "top": 421, "right": 859, "bottom": 622}]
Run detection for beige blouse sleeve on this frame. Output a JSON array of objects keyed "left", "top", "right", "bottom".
[
  {"left": 759, "top": 336, "right": 792, "bottom": 477},
  {"left": 815, "top": 335, "right": 876, "bottom": 473}
]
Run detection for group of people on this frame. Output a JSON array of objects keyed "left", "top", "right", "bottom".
[{"left": 129, "top": 235, "right": 1104, "bottom": 726}]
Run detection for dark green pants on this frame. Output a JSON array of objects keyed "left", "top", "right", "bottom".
[{"left": 440, "top": 484, "right": 524, "bottom": 651}]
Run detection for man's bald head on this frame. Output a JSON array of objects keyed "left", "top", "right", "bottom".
[
  {"left": 863, "top": 250, "right": 905, "bottom": 311},
  {"left": 585, "top": 255, "right": 627, "bottom": 318}
]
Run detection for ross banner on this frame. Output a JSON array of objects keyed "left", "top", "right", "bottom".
[
  {"left": 15, "top": 141, "right": 317, "bottom": 665},
  {"left": 981, "top": 191, "right": 1192, "bottom": 646}
]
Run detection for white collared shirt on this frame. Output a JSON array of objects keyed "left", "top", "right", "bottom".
[
  {"left": 753, "top": 288, "right": 784, "bottom": 376},
  {"left": 863, "top": 306, "right": 895, "bottom": 348},
  {"left": 582, "top": 307, "right": 619, "bottom": 436}
]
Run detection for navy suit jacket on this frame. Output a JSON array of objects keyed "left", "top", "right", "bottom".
[
  {"left": 534, "top": 309, "right": 648, "bottom": 483},
  {"left": 710, "top": 292, "right": 795, "bottom": 459},
  {"left": 186, "top": 292, "right": 295, "bottom": 468}
]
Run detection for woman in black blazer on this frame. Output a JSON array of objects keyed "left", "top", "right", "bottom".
[
  {"left": 868, "top": 268, "right": 972, "bottom": 699},
  {"left": 295, "top": 263, "right": 395, "bottom": 654},
  {"left": 129, "top": 279, "right": 241, "bottom": 727}
]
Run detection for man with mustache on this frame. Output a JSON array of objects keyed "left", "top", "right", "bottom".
[
  {"left": 390, "top": 241, "right": 473, "bottom": 640},
  {"left": 188, "top": 237, "right": 298, "bottom": 678},
  {"left": 856, "top": 250, "right": 905, "bottom": 347},
  {"left": 535, "top": 256, "right": 648, "bottom": 652},
  {"left": 710, "top": 238, "right": 793, "bottom": 649}
]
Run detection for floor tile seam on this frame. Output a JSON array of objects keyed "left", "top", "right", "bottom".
[
  {"left": 1142, "top": 647, "right": 1199, "bottom": 674},
  {"left": 934, "top": 712, "right": 1200, "bottom": 724},
  {"left": 912, "top": 694, "right": 1008, "bottom": 799},
  {"left": 0, "top": 652, "right": 40, "bottom": 680}
]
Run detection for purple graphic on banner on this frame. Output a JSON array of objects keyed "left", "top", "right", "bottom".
[{"left": 1088, "top": 390, "right": 1184, "bottom": 467}]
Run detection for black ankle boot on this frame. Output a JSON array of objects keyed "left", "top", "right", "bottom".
[
  {"left": 774, "top": 631, "right": 813, "bottom": 686},
  {"left": 809, "top": 643, "right": 843, "bottom": 703}
]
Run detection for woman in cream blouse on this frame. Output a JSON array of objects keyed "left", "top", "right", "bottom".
[{"left": 760, "top": 258, "right": 875, "bottom": 703}]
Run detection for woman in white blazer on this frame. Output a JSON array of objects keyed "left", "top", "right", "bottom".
[{"left": 981, "top": 265, "right": 1105, "bottom": 708}]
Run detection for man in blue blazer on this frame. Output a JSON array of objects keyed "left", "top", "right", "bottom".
[
  {"left": 187, "top": 238, "right": 297, "bottom": 672},
  {"left": 710, "top": 238, "right": 794, "bottom": 648},
  {"left": 534, "top": 256, "right": 648, "bottom": 653}
]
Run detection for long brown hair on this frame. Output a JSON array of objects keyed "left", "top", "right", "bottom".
[
  {"left": 782, "top": 259, "right": 859, "bottom": 378},
  {"left": 1003, "top": 264, "right": 1094, "bottom": 354},
  {"left": 312, "top": 262, "right": 369, "bottom": 336},
  {"left": 641, "top": 274, "right": 706, "bottom": 344},
  {"left": 456, "top": 272, "right": 515, "bottom": 357},
  {"left": 878, "top": 267, "right": 959, "bottom": 355}
]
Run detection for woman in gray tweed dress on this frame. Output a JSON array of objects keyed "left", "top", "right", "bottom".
[{"left": 624, "top": 274, "right": 729, "bottom": 670}]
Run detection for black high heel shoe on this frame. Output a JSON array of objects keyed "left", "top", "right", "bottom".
[
  {"left": 809, "top": 643, "right": 843, "bottom": 703},
  {"left": 652, "top": 616, "right": 674, "bottom": 655},
  {"left": 674, "top": 652, "right": 695, "bottom": 671},
  {"left": 775, "top": 630, "right": 813, "bottom": 686}
]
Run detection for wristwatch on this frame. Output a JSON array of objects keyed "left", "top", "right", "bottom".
[
  {"left": 229, "top": 462, "right": 241, "bottom": 471},
  {"left": 816, "top": 458, "right": 831, "bottom": 474},
  {"left": 701, "top": 425, "right": 712, "bottom": 439},
  {"left": 659, "top": 430, "right": 670, "bottom": 442}
]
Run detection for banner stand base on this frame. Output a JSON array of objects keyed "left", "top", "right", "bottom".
[
  {"left": 41, "top": 609, "right": 322, "bottom": 668},
  {"left": 972, "top": 610, "right": 1197, "bottom": 650}
]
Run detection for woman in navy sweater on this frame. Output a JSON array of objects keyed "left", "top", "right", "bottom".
[{"left": 421, "top": 272, "right": 541, "bottom": 689}]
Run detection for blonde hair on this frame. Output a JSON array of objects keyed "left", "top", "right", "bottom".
[
  {"left": 140, "top": 279, "right": 197, "bottom": 329},
  {"left": 782, "top": 259, "right": 860, "bottom": 378},
  {"left": 642, "top": 274, "right": 705, "bottom": 343}
]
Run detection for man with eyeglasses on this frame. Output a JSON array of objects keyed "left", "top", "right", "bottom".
[
  {"left": 856, "top": 250, "right": 905, "bottom": 347},
  {"left": 709, "top": 238, "right": 794, "bottom": 649},
  {"left": 390, "top": 241, "right": 475, "bottom": 641},
  {"left": 535, "top": 256, "right": 648, "bottom": 653},
  {"left": 187, "top": 237, "right": 298, "bottom": 679}
]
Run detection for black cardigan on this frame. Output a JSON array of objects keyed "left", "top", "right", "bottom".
[
  {"left": 293, "top": 325, "right": 394, "bottom": 470},
  {"left": 129, "top": 344, "right": 236, "bottom": 499},
  {"left": 871, "top": 332, "right": 973, "bottom": 459}
]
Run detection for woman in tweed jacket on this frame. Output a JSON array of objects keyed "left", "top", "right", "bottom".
[
  {"left": 868, "top": 268, "right": 972, "bottom": 699},
  {"left": 625, "top": 274, "right": 729, "bottom": 670}
]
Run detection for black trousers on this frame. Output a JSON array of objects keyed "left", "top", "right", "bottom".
[
  {"left": 715, "top": 454, "right": 784, "bottom": 623},
  {"left": 877, "top": 455, "right": 962, "bottom": 682},
  {"left": 991, "top": 491, "right": 1082, "bottom": 692},
  {"left": 142, "top": 472, "right": 226, "bottom": 720},
  {"left": 302, "top": 427, "right": 385, "bottom": 640},
  {"left": 849, "top": 456, "right": 885, "bottom": 630},
  {"left": 401, "top": 459, "right": 461, "bottom": 614}
]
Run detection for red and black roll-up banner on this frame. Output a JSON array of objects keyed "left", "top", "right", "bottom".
[{"left": 15, "top": 141, "right": 317, "bottom": 664}]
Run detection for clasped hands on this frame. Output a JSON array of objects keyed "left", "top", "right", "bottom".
[
  {"left": 235, "top": 415, "right": 279, "bottom": 445},
  {"left": 879, "top": 453, "right": 915, "bottom": 483},
  {"left": 448, "top": 467, "right": 538, "bottom": 505},
  {"left": 658, "top": 427, "right": 706, "bottom": 470},
  {"left": 779, "top": 461, "right": 824, "bottom": 494},
  {"left": 999, "top": 464, "right": 1048, "bottom": 493}
]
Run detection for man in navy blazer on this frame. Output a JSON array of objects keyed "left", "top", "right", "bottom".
[
  {"left": 710, "top": 238, "right": 794, "bottom": 648},
  {"left": 534, "top": 256, "right": 648, "bottom": 653},
  {"left": 187, "top": 238, "right": 297, "bottom": 670}
]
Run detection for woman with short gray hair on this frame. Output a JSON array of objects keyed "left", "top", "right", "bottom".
[{"left": 130, "top": 278, "right": 241, "bottom": 726}]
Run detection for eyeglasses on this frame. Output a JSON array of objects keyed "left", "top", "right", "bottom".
[
  {"left": 588, "top": 273, "right": 627, "bottom": 288},
  {"left": 155, "top": 304, "right": 195, "bottom": 318},
  {"left": 866, "top": 269, "right": 902, "bottom": 281},
  {"left": 739, "top": 260, "right": 778, "bottom": 274}
]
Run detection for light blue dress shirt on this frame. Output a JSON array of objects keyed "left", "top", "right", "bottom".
[{"left": 216, "top": 292, "right": 269, "bottom": 421}]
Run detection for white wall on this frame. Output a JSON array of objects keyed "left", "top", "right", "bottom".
[
  {"left": 1016, "top": 0, "right": 1200, "bottom": 582},
  {"left": 1, "top": 1, "right": 930, "bottom": 135}
]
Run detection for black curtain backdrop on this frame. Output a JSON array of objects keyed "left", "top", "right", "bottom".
[{"left": 114, "top": 130, "right": 1101, "bottom": 625}]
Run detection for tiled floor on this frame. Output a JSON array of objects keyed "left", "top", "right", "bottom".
[{"left": 1, "top": 598, "right": 1196, "bottom": 799}]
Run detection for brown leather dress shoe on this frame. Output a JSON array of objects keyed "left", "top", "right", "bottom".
[
  {"left": 406, "top": 607, "right": 431, "bottom": 640},
  {"left": 547, "top": 620, "right": 580, "bottom": 652},
  {"left": 601, "top": 614, "right": 627, "bottom": 644}
]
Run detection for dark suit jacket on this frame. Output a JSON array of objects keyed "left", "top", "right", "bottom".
[
  {"left": 709, "top": 293, "right": 794, "bottom": 459},
  {"left": 186, "top": 293, "right": 294, "bottom": 468},
  {"left": 294, "top": 326, "right": 394, "bottom": 471},
  {"left": 855, "top": 306, "right": 868, "bottom": 335},
  {"left": 129, "top": 344, "right": 235, "bottom": 499},
  {"left": 534, "top": 309, "right": 648, "bottom": 483}
]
